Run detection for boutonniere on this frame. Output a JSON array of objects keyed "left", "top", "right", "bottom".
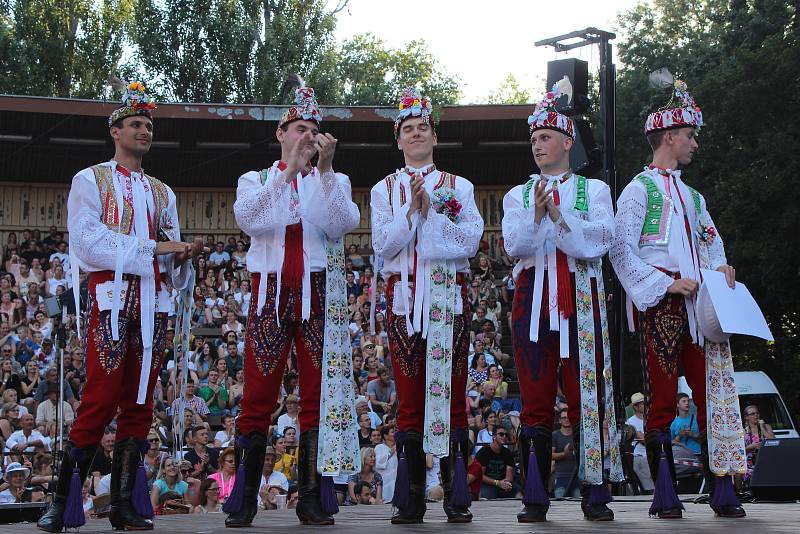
[
  {"left": 698, "top": 222, "right": 716, "bottom": 244},
  {"left": 431, "top": 188, "right": 462, "bottom": 223}
]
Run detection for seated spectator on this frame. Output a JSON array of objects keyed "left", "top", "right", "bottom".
[
  {"left": 276, "top": 395, "right": 300, "bottom": 438},
  {"left": 208, "top": 242, "right": 231, "bottom": 267},
  {"left": 347, "top": 244, "right": 365, "bottom": 271},
  {"left": 470, "top": 306, "right": 489, "bottom": 338},
  {"left": 0, "top": 462, "right": 36, "bottom": 503},
  {"left": 626, "top": 392, "right": 653, "bottom": 493},
  {"left": 197, "top": 369, "right": 229, "bottom": 416},
  {"left": 231, "top": 241, "right": 248, "bottom": 270},
  {"left": 29, "top": 452, "right": 55, "bottom": 492},
  {"left": 220, "top": 311, "right": 244, "bottom": 341},
  {"left": 345, "top": 448, "right": 382, "bottom": 505},
  {"left": 476, "top": 427, "right": 517, "bottom": 499},
  {"left": 0, "top": 402, "right": 23, "bottom": 440},
  {"left": 209, "top": 447, "right": 237, "bottom": 504},
  {"left": 35, "top": 382, "right": 75, "bottom": 429},
  {"left": 151, "top": 456, "right": 190, "bottom": 510},
  {"left": 467, "top": 454, "right": 483, "bottom": 502},
  {"left": 357, "top": 413, "right": 373, "bottom": 449},
  {"left": 552, "top": 409, "right": 580, "bottom": 498},
  {"left": 670, "top": 393, "right": 700, "bottom": 455},
  {"left": 34, "top": 367, "right": 76, "bottom": 409},
  {"left": 472, "top": 254, "right": 494, "bottom": 284},
  {"left": 194, "top": 477, "right": 222, "bottom": 513},
  {"left": 257, "top": 447, "right": 289, "bottom": 509},
  {"left": 228, "top": 369, "right": 244, "bottom": 415},
  {"left": 171, "top": 380, "right": 210, "bottom": 422},
  {"left": 203, "top": 288, "right": 225, "bottom": 326},
  {"left": 0, "top": 358, "right": 22, "bottom": 399},
  {"left": 742, "top": 403, "right": 775, "bottom": 482},
  {"left": 425, "top": 452, "right": 442, "bottom": 502},
  {"left": 274, "top": 435, "right": 297, "bottom": 482},
  {"left": 144, "top": 431, "right": 167, "bottom": 489},
  {"left": 233, "top": 279, "right": 251, "bottom": 317},
  {"left": 468, "top": 352, "right": 489, "bottom": 388},
  {"left": 282, "top": 426, "right": 298, "bottom": 450},
  {"left": 194, "top": 342, "right": 215, "bottom": 384},
  {"left": 5, "top": 412, "right": 46, "bottom": 453},
  {"left": 346, "top": 271, "right": 361, "bottom": 299},
  {"left": 366, "top": 366, "right": 396, "bottom": 416},
  {"left": 214, "top": 415, "right": 236, "bottom": 448},
  {"left": 185, "top": 425, "right": 219, "bottom": 478},
  {"left": 224, "top": 342, "right": 244, "bottom": 377},
  {"left": 355, "top": 397, "right": 381, "bottom": 429},
  {"left": 374, "top": 427, "right": 397, "bottom": 503},
  {"left": 476, "top": 410, "right": 499, "bottom": 449}
]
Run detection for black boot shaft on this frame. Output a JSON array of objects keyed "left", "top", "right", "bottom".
[
  {"left": 296, "top": 428, "right": 335, "bottom": 525},
  {"left": 109, "top": 437, "right": 153, "bottom": 531},
  {"left": 225, "top": 431, "right": 267, "bottom": 528}
]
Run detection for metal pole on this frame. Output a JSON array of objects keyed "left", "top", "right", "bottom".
[{"left": 57, "top": 329, "right": 64, "bottom": 454}]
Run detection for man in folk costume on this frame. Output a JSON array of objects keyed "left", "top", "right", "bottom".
[
  {"left": 501, "top": 83, "right": 624, "bottom": 523},
  {"left": 370, "top": 88, "right": 484, "bottom": 524},
  {"left": 609, "top": 73, "right": 746, "bottom": 519},
  {"left": 226, "top": 78, "right": 361, "bottom": 528},
  {"left": 38, "top": 81, "right": 198, "bottom": 532}
]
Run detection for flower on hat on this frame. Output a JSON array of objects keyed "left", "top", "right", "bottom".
[
  {"left": 394, "top": 87, "right": 433, "bottom": 136},
  {"left": 279, "top": 85, "right": 322, "bottom": 127},
  {"left": 108, "top": 80, "right": 157, "bottom": 127},
  {"left": 644, "top": 74, "right": 703, "bottom": 135},
  {"left": 527, "top": 81, "right": 575, "bottom": 139}
]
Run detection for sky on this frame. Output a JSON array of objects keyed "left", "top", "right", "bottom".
[{"left": 334, "top": 0, "right": 645, "bottom": 103}]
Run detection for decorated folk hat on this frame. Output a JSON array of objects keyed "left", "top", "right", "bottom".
[
  {"left": 644, "top": 68, "right": 703, "bottom": 135},
  {"left": 108, "top": 80, "right": 157, "bottom": 128},
  {"left": 394, "top": 87, "right": 433, "bottom": 137},
  {"left": 279, "top": 86, "right": 322, "bottom": 128},
  {"left": 527, "top": 80, "right": 575, "bottom": 139}
]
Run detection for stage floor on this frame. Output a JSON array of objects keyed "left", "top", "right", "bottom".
[{"left": 12, "top": 496, "right": 800, "bottom": 533}]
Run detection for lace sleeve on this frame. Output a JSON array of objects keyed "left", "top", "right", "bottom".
[
  {"left": 370, "top": 183, "right": 416, "bottom": 259},
  {"left": 417, "top": 180, "right": 484, "bottom": 261},
  {"left": 699, "top": 196, "right": 727, "bottom": 270},
  {"left": 302, "top": 169, "right": 360, "bottom": 239},
  {"left": 556, "top": 181, "right": 615, "bottom": 260},
  {"left": 67, "top": 172, "right": 155, "bottom": 276},
  {"left": 501, "top": 186, "right": 552, "bottom": 258},
  {"left": 233, "top": 170, "right": 293, "bottom": 236},
  {"left": 156, "top": 186, "right": 192, "bottom": 291},
  {"left": 609, "top": 185, "right": 673, "bottom": 311}
]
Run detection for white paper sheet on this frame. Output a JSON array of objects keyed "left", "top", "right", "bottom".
[{"left": 700, "top": 269, "right": 773, "bottom": 341}]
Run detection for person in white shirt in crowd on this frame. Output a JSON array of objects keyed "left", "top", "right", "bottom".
[
  {"left": 5, "top": 413, "right": 47, "bottom": 453},
  {"left": 375, "top": 427, "right": 398, "bottom": 504},
  {"left": 257, "top": 447, "right": 289, "bottom": 509},
  {"left": 625, "top": 392, "right": 654, "bottom": 493},
  {"left": 208, "top": 241, "right": 231, "bottom": 267},
  {"left": 0, "top": 462, "right": 35, "bottom": 503},
  {"left": 275, "top": 394, "right": 300, "bottom": 439}
]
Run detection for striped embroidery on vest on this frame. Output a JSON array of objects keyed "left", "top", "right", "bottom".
[
  {"left": 92, "top": 165, "right": 134, "bottom": 235},
  {"left": 522, "top": 174, "right": 588, "bottom": 213},
  {"left": 636, "top": 173, "right": 673, "bottom": 246}
]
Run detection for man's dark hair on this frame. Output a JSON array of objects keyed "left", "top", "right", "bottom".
[
  {"left": 192, "top": 425, "right": 206, "bottom": 437},
  {"left": 646, "top": 129, "right": 668, "bottom": 150},
  {"left": 353, "top": 481, "right": 369, "bottom": 495},
  {"left": 677, "top": 392, "right": 690, "bottom": 402}
]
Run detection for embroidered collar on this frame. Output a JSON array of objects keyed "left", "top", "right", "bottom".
[
  {"left": 647, "top": 164, "right": 681, "bottom": 179},
  {"left": 403, "top": 163, "right": 436, "bottom": 178},
  {"left": 538, "top": 171, "right": 572, "bottom": 184},
  {"left": 112, "top": 161, "right": 144, "bottom": 177}
]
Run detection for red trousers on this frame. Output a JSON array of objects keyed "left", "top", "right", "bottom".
[
  {"left": 637, "top": 292, "right": 706, "bottom": 433},
  {"left": 511, "top": 268, "right": 605, "bottom": 431},
  {"left": 236, "top": 273, "right": 324, "bottom": 436},
  {"left": 70, "top": 272, "right": 168, "bottom": 448},
  {"left": 385, "top": 274, "right": 470, "bottom": 433}
]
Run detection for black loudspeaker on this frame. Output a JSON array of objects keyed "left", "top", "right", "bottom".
[
  {"left": 547, "top": 59, "right": 589, "bottom": 115},
  {"left": 0, "top": 502, "right": 47, "bottom": 524},
  {"left": 750, "top": 438, "right": 800, "bottom": 501},
  {"left": 571, "top": 119, "right": 601, "bottom": 176}
]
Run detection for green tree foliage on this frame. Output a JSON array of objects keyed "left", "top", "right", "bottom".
[
  {"left": 482, "top": 73, "right": 536, "bottom": 105},
  {"left": 615, "top": 0, "right": 800, "bottom": 417},
  {"left": 0, "top": 0, "right": 132, "bottom": 97},
  {"left": 334, "top": 33, "right": 461, "bottom": 106}
]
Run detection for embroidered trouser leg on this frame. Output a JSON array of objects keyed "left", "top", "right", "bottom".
[
  {"left": 237, "top": 273, "right": 326, "bottom": 437},
  {"left": 637, "top": 293, "right": 706, "bottom": 434},
  {"left": 70, "top": 273, "right": 168, "bottom": 448},
  {"left": 386, "top": 278, "right": 470, "bottom": 433},
  {"left": 512, "top": 268, "right": 606, "bottom": 432}
]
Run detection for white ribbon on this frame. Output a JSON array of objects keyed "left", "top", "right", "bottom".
[{"left": 131, "top": 175, "right": 156, "bottom": 405}]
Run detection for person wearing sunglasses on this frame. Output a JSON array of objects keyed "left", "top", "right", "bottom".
[{"left": 475, "top": 428, "right": 517, "bottom": 500}]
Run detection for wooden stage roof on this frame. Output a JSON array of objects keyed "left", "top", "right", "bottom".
[{"left": 0, "top": 95, "right": 537, "bottom": 189}]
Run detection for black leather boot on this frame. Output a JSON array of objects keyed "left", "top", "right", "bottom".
[
  {"left": 700, "top": 433, "right": 746, "bottom": 518},
  {"left": 225, "top": 431, "right": 268, "bottom": 528},
  {"left": 109, "top": 438, "right": 153, "bottom": 531},
  {"left": 391, "top": 430, "right": 426, "bottom": 524},
  {"left": 441, "top": 430, "right": 472, "bottom": 523},
  {"left": 296, "top": 428, "right": 335, "bottom": 525},
  {"left": 37, "top": 441, "right": 97, "bottom": 533},
  {"left": 517, "top": 425, "right": 551, "bottom": 523},
  {"left": 575, "top": 430, "right": 614, "bottom": 521},
  {"left": 645, "top": 431, "right": 683, "bottom": 519}
]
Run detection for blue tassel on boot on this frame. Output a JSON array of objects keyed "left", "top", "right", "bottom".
[
  {"left": 320, "top": 475, "right": 339, "bottom": 514},
  {"left": 132, "top": 462, "right": 155, "bottom": 518},
  {"left": 62, "top": 466, "right": 86, "bottom": 529},
  {"left": 588, "top": 484, "right": 613, "bottom": 506},
  {"left": 450, "top": 452, "right": 472, "bottom": 507},
  {"left": 649, "top": 450, "right": 684, "bottom": 516},
  {"left": 522, "top": 449, "right": 549, "bottom": 506},
  {"left": 223, "top": 462, "right": 246, "bottom": 514},
  {"left": 710, "top": 475, "right": 740, "bottom": 509},
  {"left": 392, "top": 431, "right": 409, "bottom": 508}
]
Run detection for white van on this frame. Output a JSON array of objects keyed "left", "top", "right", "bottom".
[{"left": 677, "top": 371, "right": 798, "bottom": 438}]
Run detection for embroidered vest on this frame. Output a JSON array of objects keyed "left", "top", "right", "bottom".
[
  {"left": 384, "top": 170, "right": 457, "bottom": 210},
  {"left": 635, "top": 173, "right": 702, "bottom": 246},
  {"left": 521, "top": 174, "right": 588, "bottom": 213},
  {"left": 91, "top": 164, "right": 169, "bottom": 237}
]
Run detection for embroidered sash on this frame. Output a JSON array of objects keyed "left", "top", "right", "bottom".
[
  {"left": 695, "top": 209, "right": 747, "bottom": 476},
  {"left": 317, "top": 226, "right": 361, "bottom": 477}
]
